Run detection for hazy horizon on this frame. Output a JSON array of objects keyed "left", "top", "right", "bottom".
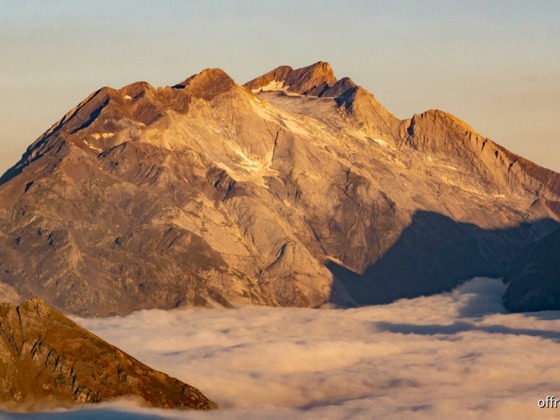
[{"left": 1, "top": 0, "right": 559, "bottom": 174}]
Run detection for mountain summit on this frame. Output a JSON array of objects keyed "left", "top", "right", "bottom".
[
  {"left": 0, "top": 62, "right": 559, "bottom": 316},
  {"left": 244, "top": 61, "right": 345, "bottom": 95},
  {"left": 244, "top": 61, "right": 366, "bottom": 101}
]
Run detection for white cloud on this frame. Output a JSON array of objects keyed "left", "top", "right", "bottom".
[{"left": 3, "top": 278, "right": 560, "bottom": 419}]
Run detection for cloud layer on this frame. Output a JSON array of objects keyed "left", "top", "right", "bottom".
[{"left": 4, "top": 278, "right": 560, "bottom": 419}]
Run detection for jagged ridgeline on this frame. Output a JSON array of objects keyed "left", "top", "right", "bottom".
[{"left": 1, "top": 62, "right": 559, "bottom": 315}]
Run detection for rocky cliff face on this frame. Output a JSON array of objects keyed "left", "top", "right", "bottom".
[
  {"left": 0, "top": 297, "right": 215, "bottom": 411},
  {"left": 0, "top": 61, "right": 559, "bottom": 316}
]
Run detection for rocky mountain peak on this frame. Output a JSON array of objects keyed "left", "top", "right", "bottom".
[
  {"left": 403, "top": 109, "right": 481, "bottom": 154},
  {"left": 244, "top": 61, "right": 341, "bottom": 96},
  {"left": 1, "top": 61, "right": 560, "bottom": 318},
  {"left": 408, "top": 110, "right": 479, "bottom": 137},
  {"left": 173, "top": 68, "right": 236, "bottom": 99},
  {"left": 26, "top": 295, "right": 49, "bottom": 313},
  {"left": 285, "top": 61, "right": 337, "bottom": 92}
]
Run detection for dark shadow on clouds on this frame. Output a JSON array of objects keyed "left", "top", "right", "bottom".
[{"left": 374, "top": 321, "right": 560, "bottom": 343}]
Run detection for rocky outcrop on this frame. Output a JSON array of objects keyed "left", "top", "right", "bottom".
[
  {"left": 0, "top": 297, "right": 215, "bottom": 411},
  {"left": 244, "top": 61, "right": 337, "bottom": 95},
  {"left": 403, "top": 110, "right": 560, "bottom": 211},
  {"left": 0, "top": 62, "right": 559, "bottom": 316}
]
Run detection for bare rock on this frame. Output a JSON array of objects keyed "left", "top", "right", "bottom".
[
  {"left": 0, "top": 297, "right": 215, "bottom": 411},
  {"left": 0, "top": 62, "right": 559, "bottom": 316}
]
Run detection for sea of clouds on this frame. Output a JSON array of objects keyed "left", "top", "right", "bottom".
[{"left": 3, "top": 277, "right": 560, "bottom": 419}]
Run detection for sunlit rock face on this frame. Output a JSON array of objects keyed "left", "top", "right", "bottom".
[
  {"left": 0, "top": 297, "right": 215, "bottom": 411},
  {"left": 0, "top": 61, "right": 559, "bottom": 316}
]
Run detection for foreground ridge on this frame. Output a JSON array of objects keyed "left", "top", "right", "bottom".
[{"left": 0, "top": 297, "right": 216, "bottom": 411}]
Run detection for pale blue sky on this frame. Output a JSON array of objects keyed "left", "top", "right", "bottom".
[{"left": 1, "top": 0, "right": 559, "bottom": 172}]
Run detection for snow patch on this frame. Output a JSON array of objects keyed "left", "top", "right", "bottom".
[
  {"left": 234, "top": 148, "right": 260, "bottom": 171},
  {"left": 325, "top": 255, "right": 350, "bottom": 269},
  {"left": 91, "top": 132, "right": 114, "bottom": 140},
  {"left": 83, "top": 140, "right": 103, "bottom": 152},
  {"left": 371, "top": 138, "right": 389, "bottom": 147},
  {"left": 214, "top": 141, "right": 279, "bottom": 189},
  {"left": 251, "top": 80, "right": 286, "bottom": 93}
]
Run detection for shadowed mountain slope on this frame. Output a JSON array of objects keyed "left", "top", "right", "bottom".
[
  {"left": 504, "top": 227, "right": 560, "bottom": 312},
  {"left": 328, "top": 211, "right": 558, "bottom": 305},
  {"left": 1, "top": 62, "right": 559, "bottom": 315}
]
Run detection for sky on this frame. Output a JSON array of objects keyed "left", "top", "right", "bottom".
[
  {"left": 4, "top": 278, "right": 560, "bottom": 419},
  {"left": 0, "top": 0, "right": 559, "bottom": 174}
]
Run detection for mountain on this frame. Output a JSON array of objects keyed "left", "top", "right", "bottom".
[
  {"left": 0, "top": 61, "right": 559, "bottom": 316},
  {"left": 0, "top": 297, "right": 215, "bottom": 411},
  {"left": 503, "top": 228, "right": 560, "bottom": 312}
]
